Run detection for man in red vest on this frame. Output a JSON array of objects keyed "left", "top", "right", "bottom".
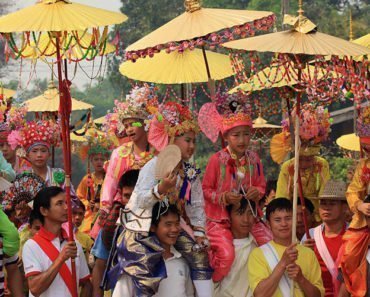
[{"left": 22, "top": 187, "right": 91, "bottom": 297}]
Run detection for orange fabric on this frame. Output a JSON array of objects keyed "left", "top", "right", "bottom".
[
  {"left": 340, "top": 228, "right": 370, "bottom": 297},
  {"left": 360, "top": 137, "right": 370, "bottom": 145}
]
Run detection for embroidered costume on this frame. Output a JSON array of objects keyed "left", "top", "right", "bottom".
[
  {"left": 273, "top": 104, "right": 331, "bottom": 220},
  {"left": 116, "top": 102, "right": 212, "bottom": 297},
  {"left": 199, "top": 92, "right": 266, "bottom": 281},
  {"left": 347, "top": 105, "right": 370, "bottom": 229}
]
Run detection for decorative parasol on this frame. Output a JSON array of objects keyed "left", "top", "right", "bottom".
[
  {"left": 120, "top": 48, "right": 234, "bottom": 84},
  {"left": 20, "top": 31, "right": 116, "bottom": 61},
  {"left": 336, "top": 133, "right": 361, "bottom": 152},
  {"left": 0, "top": 1, "right": 127, "bottom": 294},
  {"left": 25, "top": 80, "right": 94, "bottom": 112},
  {"left": 223, "top": 5, "right": 369, "bottom": 294},
  {"left": 353, "top": 33, "right": 370, "bottom": 48},
  {"left": 124, "top": 0, "right": 274, "bottom": 97},
  {"left": 253, "top": 115, "right": 282, "bottom": 129},
  {"left": 0, "top": 87, "right": 16, "bottom": 99},
  {"left": 251, "top": 114, "right": 282, "bottom": 153}
]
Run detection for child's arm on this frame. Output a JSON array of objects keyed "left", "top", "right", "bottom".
[
  {"left": 0, "top": 152, "right": 15, "bottom": 182},
  {"left": 0, "top": 209, "right": 19, "bottom": 257},
  {"left": 202, "top": 154, "right": 222, "bottom": 206},
  {"left": 185, "top": 176, "right": 206, "bottom": 232}
]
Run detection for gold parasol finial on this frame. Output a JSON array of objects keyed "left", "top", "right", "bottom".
[
  {"left": 297, "top": 0, "right": 304, "bottom": 16},
  {"left": 184, "top": 0, "right": 202, "bottom": 13},
  {"left": 349, "top": 10, "right": 354, "bottom": 41}
]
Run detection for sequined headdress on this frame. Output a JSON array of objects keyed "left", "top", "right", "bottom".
[
  {"left": 9, "top": 120, "right": 60, "bottom": 152},
  {"left": 114, "top": 85, "right": 158, "bottom": 134},
  {"left": 198, "top": 92, "right": 252, "bottom": 143},
  {"left": 148, "top": 101, "right": 199, "bottom": 151},
  {"left": 77, "top": 128, "right": 112, "bottom": 161}
]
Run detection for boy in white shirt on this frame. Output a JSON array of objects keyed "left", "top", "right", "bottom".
[{"left": 113, "top": 202, "right": 194, "bottom": 297}]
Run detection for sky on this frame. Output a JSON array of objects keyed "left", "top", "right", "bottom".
[{"left": 3, "top": 0, "right": 123, "bottom": 91}]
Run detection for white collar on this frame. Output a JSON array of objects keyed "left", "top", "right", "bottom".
[
  {"left": 366, "top": 249, "right": 370, "bottom": 264},
  {"left": 165, "top": 246, "right": 182, "bottom": 262}
]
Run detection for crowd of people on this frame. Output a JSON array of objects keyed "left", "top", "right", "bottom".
[{"left": 0, "top": 85, "right": 369, "bottom": 297}]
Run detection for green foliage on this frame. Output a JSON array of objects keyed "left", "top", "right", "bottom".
[{"left": 327, "top": 156, "right": 355, "bottom": 181}]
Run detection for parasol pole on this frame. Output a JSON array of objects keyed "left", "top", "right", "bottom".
[
  {"left": 55, "top": 33, "right": 78, "bottom": 297},
  {"left": 201, "top": 46, "right": 216, "bottom": 99}
]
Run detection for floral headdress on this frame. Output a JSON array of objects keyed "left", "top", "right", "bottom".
[
  {"left": 270, "top": 103, "right": 331, "bottom": 163},
  {"left": 9, "top": 120, "right": 60, "bottom": 152},
  {"left": 198, "top": 92, "right": 252, "bottom": 143},
  {"left": 114, "top": 85, "right": 158, "bottom": 134},
  {"left": 148, "top": 101, "right": 199, "bottom": 151},
  {"left": 77, "top": 128, "right": 113, "bottom": 161},
  {"left": 357, "top": 105, "right": 370, "bottom": 144}
]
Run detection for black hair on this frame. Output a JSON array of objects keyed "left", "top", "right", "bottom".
[
  {"left": 265, "top": 180, "right": 277, "bottom": 197},
  {"left": 118, "top": 169, "right": 140, "bottom": 190},
  {"left": 364, "top": 194, "right": 370, "bottom": 204},
  {"left": 227, "top": 198, "right": 256, "bottom": 216},
  {"left": 266, "top": 198, "right": 292, "bottom": 221},
  {"left": 297, "top": 197, "right": 315, "bottom": 214},
  {"left": 73, "top": 199, "right": 86, "bottom": 213},
  {"left": 29, "top": 211, "right": 42, "bottom": 226},
  {"left": 151, "top": 202, "right": 180, "bottom": 227},
  {"left": 31, "top": 186, "right": 64, "bottom": 224}
]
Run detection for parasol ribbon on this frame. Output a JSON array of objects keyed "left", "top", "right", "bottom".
[
  {"left": 283, "top": 14, "right": 317, "bottom": 34},
  {"left": 59, "top": 79, "right": 72, "bottom": 116}
]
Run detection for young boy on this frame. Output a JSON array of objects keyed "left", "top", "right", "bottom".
[
  {"left": 214, "top": 198, "right": 257, "bottom": 297},
  {"left": 113, "top": 202, "right": 194, "bottom": 297},
  {"left": 72, "top": 200, "right": 94, "bottom": 263},
  {"left": 22, "top": 187, "right": 91, "bottom": 297},
  {"left": 91, "top": 169, "right": 139, "bottom": 297},
  {"left": 248, "top": 198, "right": 324, "bottom": 297}
]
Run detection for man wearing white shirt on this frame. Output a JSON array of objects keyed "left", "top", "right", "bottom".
[
  {"left": 22, "top": 187, "right": 91, "bottom": 297},
  {"left": 113, "top": 202, "right": 194, "bottom": 297},
  {"left": 213, "top": 198, "right": 257, "bottom": 297}
]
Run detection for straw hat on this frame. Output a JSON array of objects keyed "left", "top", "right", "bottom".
[{"left": 313, "top": 180, "right": 347, "bottom": 201}]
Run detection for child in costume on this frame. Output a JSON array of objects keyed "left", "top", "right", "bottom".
[
  {"left": 76, "top": 128, "right": 111, "bottom": 234},
  {"left": 346, "top": 105, "right": 370, "bottom": 229},
  {"left": 9, "top": 120, "right": 70, "bottom": 188},
  {"left": 198, "top": 92, "right": 266, "bottom": 282},
  {"left": 0, "top": 102, "right": 31, "bottom": 174},
  {"left": 273, "top": 103, "right": 331, "bottom": 221},
  {"left": 116, "top": 102, "right": 213, "bottom": 297},
  {"left": 94, "top": 86, "right": 157, "bottom": 237}
]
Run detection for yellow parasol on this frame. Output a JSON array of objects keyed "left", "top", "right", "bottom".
[
  {"left": 0, "top": 0, "right": 127, "bottom": 32},
  {"left": 0, "top": 1, "right": 127, "bottom": 294},
  {"left": 21, "top": 31, "right": 116, "bottom": 60},
  {"left": 223, "top": 2, "right": 369, "bottom": 278},
  {"left": 336, "top": 133, "right": 361, "bottom": 152},
  {"left": 124, "top": 0, "right": 274, "bottom": 96},
  {"left": 120, "top": 48, "right": 234, "bottom": 84},
  {"left": 70, "top": 127, "right": 104, "bottom": 142},
  {"left": 25, "top": 80, "right": 94, "bottom": 112},
  {"left": 253, "top": 115, "right": 282, "bottom": 129},
  {"left": 353, "top": 33, "right": 370, "bottom": 48},
  {"left": 230, "top": 63, "right": 341, "bottom": 93},
  {"left": 0, "top": 87, "right": 16, "bottom": 98}
]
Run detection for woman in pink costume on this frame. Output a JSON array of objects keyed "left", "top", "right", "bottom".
[{"left": 199, "top": 92, "right": 266, "bottom": 282}]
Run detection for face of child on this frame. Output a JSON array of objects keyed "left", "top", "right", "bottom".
[
  {"left": 123, "top": 119, "right": 147, "bottom": 144},
  {"left": 299, "top": 155, "right": 315, "bottom": 170},
  {"left": 225, "top": 125, "right": 251, "bottom": 157},
  {"left": 121, "top": 186, "right": 134, "bottom": 206},
  {"left": 90, "top": 154, "right": 106, "bottom": 173},
  {"left": 0, "top": 142, "right": 16, "bottom": 162},
  {"left": 30, "top": 219, "right": 42, "bottom": 237},
  {"left": 72, "top": 207, "right": 85, "bottom": 228},
  {"left": 174, "top": 131, "right": 196, "bottom": 161},
  {"left": 27, "top": 145, "right": 50, "bottom": 169},
  {"left": 230, "top": 205, "right": 255, "bottom": 239},
  {"left": 152, "top": 212, "right": 181, "bottom": 249}
]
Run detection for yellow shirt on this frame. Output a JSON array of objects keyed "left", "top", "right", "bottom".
[
  {"left": 347, "top": 158, "right": 370, "bottom": 229},
  {"left": 75, "top": 230, "right": 94, "bottom": 263},
  {"left": 248, "top": 240, "right": 325, "bottom": 297},
  {"left": 276, "top": 157, "right": 330, "bottom": 221}
]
